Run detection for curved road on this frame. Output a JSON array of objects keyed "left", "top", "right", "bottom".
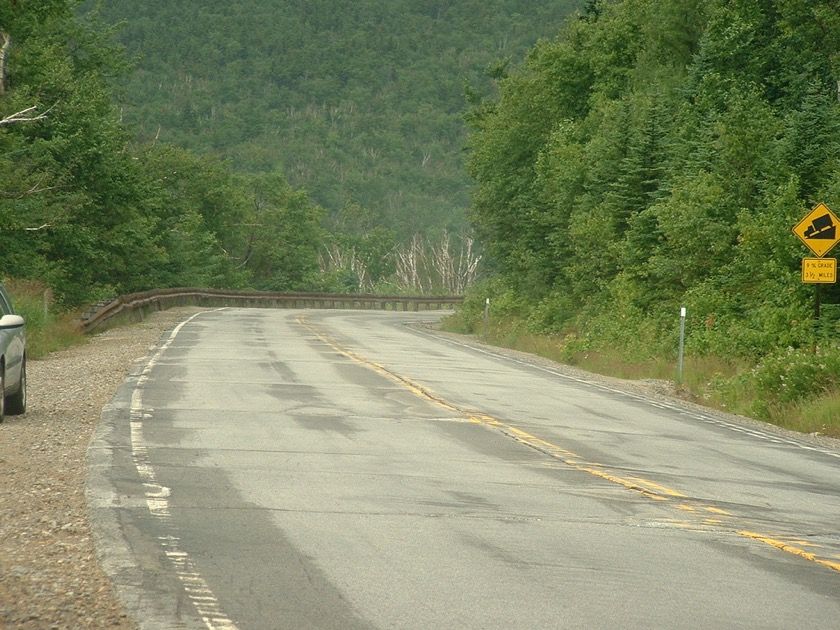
[{"left": 88, "top": 308, "right": 840, "bottom": 629}]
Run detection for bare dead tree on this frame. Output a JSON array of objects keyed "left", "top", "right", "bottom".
[
  {"left": 432, "top": 230, "right": 454, "bottom": 291},
  {"left": 428, "top": 230, "right": 482, "bottom": 294},
  {"left": 454, "top": 235, "right": 482, "bottom": 293},
  {"left": 0, "top": 105, "right": 50, "bottom": 126},
  {"left": 0, "top": 30, "right": 9, "bottom": 93},
  {"left": 319, "top": 243, "right": 371, "bottom": 291},
  {"left": 323, "top": 233, "right": 481, "bottom": 295},
  {"left": 393, "top": 234, "right": 431, "bottom": 294},
  {"left": 24, "top": 222, "right": 55, "bottom": 231},
  {"left": 464, "top": 239, "right": 480, "bottom": 291}
]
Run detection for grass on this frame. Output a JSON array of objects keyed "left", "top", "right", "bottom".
[
  {"left": 788, "top": 391, "right": 840, "bottom": 437},
  {"left": 4, "top": 279, "right": 88, "bottom": 360},
  {"left": 569, "top": 349, "right": 675, "bottom": 382},
  {"left": 440, "top": 312, "right": 840, "bottom": 440}
]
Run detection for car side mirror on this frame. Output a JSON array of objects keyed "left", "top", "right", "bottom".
[{"left": 0, "top": 314, "right": 25, "bottom": 329}]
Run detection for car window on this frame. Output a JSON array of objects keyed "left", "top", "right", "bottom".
[{"left": 0, "top": 289, "right": 13, "bottom": 316}]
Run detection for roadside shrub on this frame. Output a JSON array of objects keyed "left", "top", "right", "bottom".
[
  {"left": 564, "top": 301, "right": 681, "bottom": 364},
  {"left": 792, "top": 390, "right": 840, "bottom": 437},
  {"left": 750, "top": 346, "right": 840, "bottom": 413},
  {"left": 525, "top": 290, "right": 578, "bottom": 334},
  {"left": 447, "top": 277, "right": 530, "bottom": 333}
]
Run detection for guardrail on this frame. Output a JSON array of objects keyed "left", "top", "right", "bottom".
[{"left": 80, "top": 288, "right": 464, "bottom": 333}]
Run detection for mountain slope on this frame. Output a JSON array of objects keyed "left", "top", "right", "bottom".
[{"left": 94, "top": 0, "right": 585, "bottom": 237}]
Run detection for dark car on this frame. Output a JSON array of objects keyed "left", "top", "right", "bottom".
[{"left": 0, "top": 284, "right": 26, "bottom": 421}]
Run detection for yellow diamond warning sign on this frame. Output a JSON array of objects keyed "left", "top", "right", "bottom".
[{"left": 793, "top": 202, "right": 840, "bottom": 257}]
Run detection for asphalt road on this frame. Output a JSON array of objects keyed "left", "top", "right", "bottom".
[{"left": 90, "top": 308, "right": 840, "bottom": 629}]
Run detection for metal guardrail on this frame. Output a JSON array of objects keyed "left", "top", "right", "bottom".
[{"left": 80, "top": 288, "right": 464, "bottom": 333}]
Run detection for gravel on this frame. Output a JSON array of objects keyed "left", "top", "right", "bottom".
[
  {"left": 1, "top": 307, "right": 837, "bottom": 629},
  {"left": 0, "top": 308, "right": 199, "bottom": 630}
]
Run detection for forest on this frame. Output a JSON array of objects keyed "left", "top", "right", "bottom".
[
  {"left": 0, "top": 0, "right": 581, "bottom": 307},
  {"left": 90, "top": 0, "right": 580, "bottom": 239},
  {"left": 459, "top": 0, "right": 840, "bottom": 428}
]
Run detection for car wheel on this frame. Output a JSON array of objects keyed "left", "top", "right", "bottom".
[{"left": 6, "top": 359, "right": 26, "bottom": 415}]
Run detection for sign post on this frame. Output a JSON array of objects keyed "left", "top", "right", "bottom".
[{"left": 677, "top": 306, "right": 686, "bottom": 386}]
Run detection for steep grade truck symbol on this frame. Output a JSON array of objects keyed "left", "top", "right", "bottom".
[{"left": 803, "top": 213, "right": 836, "bottom": 240}]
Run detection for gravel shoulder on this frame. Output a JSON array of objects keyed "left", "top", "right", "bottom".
[
  {"left": 1, "top": 307, "right": 837, "bottom": 629},
  {"left": 0, "top": 308, "right": 200, "bottom": 629}
]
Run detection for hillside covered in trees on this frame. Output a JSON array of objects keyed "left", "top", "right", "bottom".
[
  {"left": 0, "top": 0, "right": 582, "bottom": 307},
  {"left": 460, "top": 0, "right": 840, "bottom": 426},
  {"left": 90, "top": 0, "right": 582, "bottom": 238},
  {"left": 0, "top": 1, "right": 310, "bottom": 305}
]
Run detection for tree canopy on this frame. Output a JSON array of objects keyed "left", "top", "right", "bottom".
[
  {"left": 89, "top": 0, "right": 583, "bottom": 239},
  {"left": 465, "top": 0, "right": 840, "bottom": 359},
  {"left": 0, "top": 0, "right": 328, "bottom": 305},
  {"left": 1, "top": 0, "right": 586, "bottom": 305}
]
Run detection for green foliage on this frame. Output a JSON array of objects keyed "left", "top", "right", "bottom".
[
  {"left": 750, "top": 346, "right": 840, "bottom": 414},
  {"left": 446, "top": 276, "right": 526, "bottom": 334},
  {"left": 1, "top": 0, "right": 166, "bottom": 305},
  {"left": 2, "top": 279, "right": 86, "bottom": 359},
  {"left": 465, "top": 0, "right": 840, "bottom": 368},
  {"left": 792, "top": 390, "right": 840, "bottom": 437},
  {"left": 0, "top": 0, "right": 584, "bottom": 308},
  {"left": 453, "top": 0, "right": 840, "bottom": 437},
  {"left": 2, "top": 1, "right": 358, "bottom": 307},
  {"left": 89, "top": 0, "right": 585, "bottom": 242},
  {"left": 137, "top": 144, "right": 252, "bottom": 289},
  {"left": 244, "top": 173, "right": 325, "bottom": 291},
  {"left": 525, "top": 291, "right": 579, "bottom": 334}
]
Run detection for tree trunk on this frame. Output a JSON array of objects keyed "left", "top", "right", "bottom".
[{"left": 0, "top": 31, "right": 10, "bottom": 93}]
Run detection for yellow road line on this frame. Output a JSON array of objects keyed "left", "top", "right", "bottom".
[
  {"left": 705, "top": 506, "right": 731, "bottom": 516},
  {"left": 297, "top": 314, "right": 840, "bottom": 574},
  {"left": 738, "top": 532, "right": 840, "bottom": 573},
  {"left": 628, "top": 477, "right": 687, "bottom": 498}
]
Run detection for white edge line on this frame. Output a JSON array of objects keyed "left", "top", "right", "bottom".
[
  {"left": 130, "top": 311, "right": 240, "bottom": 630},
  {"left": 406, "top": 325, "right": 840, "bottom": 460}
]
